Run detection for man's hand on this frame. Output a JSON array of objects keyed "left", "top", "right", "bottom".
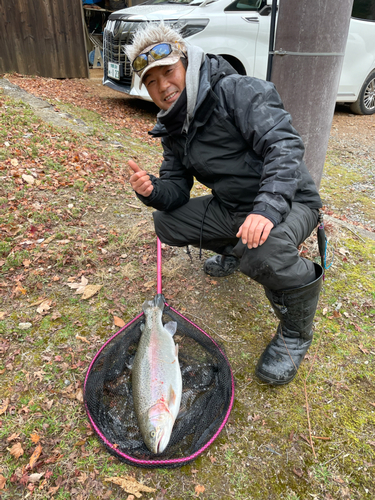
[
  {"left": 128, "top": 160, "right": 154, "bottom": 197},
  {"left": 236, "top": 214, "right": 274, "bottom": 249}
]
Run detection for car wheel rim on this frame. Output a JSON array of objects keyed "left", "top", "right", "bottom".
[{"left": 364, "top": 77, "right": 375, "bottom": 111}]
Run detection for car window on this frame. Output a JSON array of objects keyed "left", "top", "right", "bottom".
[
  {"left": 352, "top": 0, "right": 375, "bottom": 21},
  {"left": 225, "top": 0, "right": 262, "bottom": 12}
]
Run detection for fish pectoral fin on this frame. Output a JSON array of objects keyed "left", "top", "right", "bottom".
[
  {"left": 164, "top": 321, "right": 177, "bottom": 337},
  {"left": 175, "top": 344, "right": 179, "bottom": 357}
]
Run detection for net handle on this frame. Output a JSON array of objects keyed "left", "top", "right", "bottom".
[{"left": 157, "top": 237, "right": 162, "bottom": 295}]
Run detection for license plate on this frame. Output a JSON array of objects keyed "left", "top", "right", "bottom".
[{"left": 108, "top": 62, "right": 120, "bottom": 80}]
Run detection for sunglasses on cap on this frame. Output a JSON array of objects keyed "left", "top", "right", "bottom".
[{"left": 132, "top": 43, "right": 180, "bottom": 73}]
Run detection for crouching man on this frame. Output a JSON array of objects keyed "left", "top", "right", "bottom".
[{"left": 126, "top": 23, "right": 323, "bottom": 385}]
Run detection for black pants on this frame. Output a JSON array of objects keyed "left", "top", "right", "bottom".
[{"left": 153, "top": 195, "right": 319, "bottom": 291}]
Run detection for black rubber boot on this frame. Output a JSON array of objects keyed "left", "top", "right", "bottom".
[
  {"left": 255, "top": 263, "right": 323, "bottom": 385},
  {"left": 203, "top": 255, "right": 240, "bottom": 277}
]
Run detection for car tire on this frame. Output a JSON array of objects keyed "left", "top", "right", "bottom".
[{"left": 350, "top": 70, "right": 375, "bottom": 115}]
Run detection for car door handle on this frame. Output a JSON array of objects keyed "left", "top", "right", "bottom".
[{"left": 242, "top": 16, "right": 259, "bottom": 23}]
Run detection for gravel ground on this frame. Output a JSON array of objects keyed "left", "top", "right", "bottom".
[{"left": 326, "top": 104, "right": 375, "bottom": 233}]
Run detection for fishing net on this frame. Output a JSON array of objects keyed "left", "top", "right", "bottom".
[{"left": 84, "top": 299, "right": 234, "bottom": 469}]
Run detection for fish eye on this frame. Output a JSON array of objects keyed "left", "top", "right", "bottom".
[{"left": 150, "top": 431, "right": 156, "bottom": 438}]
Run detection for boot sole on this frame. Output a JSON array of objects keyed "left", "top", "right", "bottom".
[{"left": 255, "top": 368, "right": 297, "bottom": 386}]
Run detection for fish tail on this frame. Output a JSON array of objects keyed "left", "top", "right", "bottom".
[
  {"left": 142, "top": 294, "right": 165, "bottom": 313},
  {"left": 152, "top": 294, "right": 165, "bottom": 310}
]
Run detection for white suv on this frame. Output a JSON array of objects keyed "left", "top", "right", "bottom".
[{"left": 103, "top": 0, "right": 375, "bottom": 115}]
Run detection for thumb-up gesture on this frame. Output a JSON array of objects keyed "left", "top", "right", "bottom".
[{"left": 128, "top": 160, "right": 154, "bottom": 197}]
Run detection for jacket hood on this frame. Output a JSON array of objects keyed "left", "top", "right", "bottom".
[{"left": 206, "top": 53, "right": 238, "bottom": 88}]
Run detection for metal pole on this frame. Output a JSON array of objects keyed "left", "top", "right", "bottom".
[
  {"left": 270, "top": 0, "right": 354, "bottom": 188},
  {"left": 266, "top": 0, "right": 278, "bottom": 82}
]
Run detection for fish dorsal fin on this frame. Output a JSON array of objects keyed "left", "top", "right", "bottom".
[{"left": 164, "top": 321, "right": 177, "bottom": 337}]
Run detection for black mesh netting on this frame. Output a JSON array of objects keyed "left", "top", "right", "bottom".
[{"left": 84, "top": 304, "right": 234, "bottom": 468}]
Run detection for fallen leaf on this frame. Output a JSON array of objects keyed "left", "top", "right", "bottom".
[
  {"left": 7, "top": 432, "right": 20, "bottom": 442},
  {"left": 0, "top": 398, "right": 10, "bottom": 415},
  {"left": 44, "top": 235, "right": 57, "bottom": 244},
  {"left": 333, "top": 476, "right": 345, "bottom": 484},
  {"left": 75, "top": 389, "right": 84, "bottom": 403},
  {"left": 22, "top": 174, "right": 35, "bottom": 185},
  {"left": 136, "top": 220, "right": 148, "bottom": 227},
  {"left": 45, "top": 454, "right": 63, "bottom": 464},
  {"left": 18, "top": 322, "right": 32, "bottom": 330},
  {"left": 293, "top": 467, "right": 304, "bottom": 478},
  {"left": 195, "top": 484, "right": 205, "bottom": 496},
  {"left": 34, "top": 370, "right": 46, "bottom": 382},
  {"left": 28, "top": 472, "right": 44, "bottom": 483},
  {"left": 44, "top": 399, "right": 54, "bottom": 410},
  {"left": 142, "top": 281, "right": 155, "bottom": 290},
  {"left": 67, "top": 276, "right": 88, "bottom": 294},
  {"left": 8, "top": 442, "right": 24, "bottom": 459},
  {"left": 13, "top": 283, "right": 26, "bottom": 297},
  {"left": 36, "top": 299, "right": 52, "bottom": 314},
  {"left": 104, "top": 476, "right": 156, "bottom": 498},
  {"left": 81, "top": 284, "right": 102, "bottom": 300},
  {"left": 51, "top": 311, "right": 62, "bottom": 320},
  {"left": 11, "top": 158, "right": 19, "bottom": 167},
  {"left": 77, "top": 472, "right": 88, "bottom": 484},
  {"left": 48, "top": 485, "right": 60, "bottom": 495},
  {"left": 113, "top": 316, "right": 125, "bottom": 328},
  {"left": 0, "top": 312, "right": 6, "bottom": 320},
  {"left": 0, "top": 475, "right": 6, "bottom": 490},
  {"left": 23, "top": 259, "right": 31, "bottom": 268},
  {"left": 30, "top": 433, "right": 41, "bottom": 444},
  {"left": 75, "top": 439, "right": 87, "bottom": 448},
  {"left": 358, "top": 344, "right": 369, "bottom": 354},
  {"left": 29, "top": 444, "right": 42, "bottom": 469},
  {"left": 28, "top": 298, "right": 46, "bottom": 307},
  {"left": 76, "top": 335, "right": 90, "bottom": 344}
]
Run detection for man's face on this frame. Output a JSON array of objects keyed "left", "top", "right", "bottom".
[{"left": 143, "top": 60, "right": 186, "bottom": 110}]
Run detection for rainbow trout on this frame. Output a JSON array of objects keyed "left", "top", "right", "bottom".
[{"left": 132, "top": 294, "right": 182, "bottom": 454}]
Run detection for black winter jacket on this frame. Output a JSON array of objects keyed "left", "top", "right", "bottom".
[{"left": 138, "top": 54, "right": 322, "bottom": 226}]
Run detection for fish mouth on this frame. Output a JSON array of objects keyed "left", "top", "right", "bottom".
[{"left": 157, "top": 429, "right": 165, "bottom": 454}]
